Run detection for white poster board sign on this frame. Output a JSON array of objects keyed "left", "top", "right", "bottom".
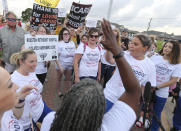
[
  {"left": 25, "top": 34, "right": 58, "bottom": 62},
  {"left": 86, "top": 19, "right": 97, "bottom": 27},
  {"left": 58, "top": 8, "right": 66, "bottom": 17}
]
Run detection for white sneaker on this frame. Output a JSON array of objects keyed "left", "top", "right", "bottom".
[
  {"left": 144, "top": 119, "right": 150, "bottom": 129},
  {"left": 136, "top": 116, "right": 143, "bottom": 128}
]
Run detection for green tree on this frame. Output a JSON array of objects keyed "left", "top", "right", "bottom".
[{"left": 21, "top": 8, "right": 32, "bottom": 22}]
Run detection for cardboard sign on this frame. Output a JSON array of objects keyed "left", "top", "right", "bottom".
[
  {"left": 58, "top": 8, "right": 66, "bottom": 17},
  {"left": 35, "top": 0, "right": 60, "bottom": 8},
  {"left": 31, "top": 3, "right": 58, "bottom": 30},
  {"left": 86, "top": 19, "right": 97, "bottom": 27},
  {"left": 25, "top": 34, "right": 58, "bottom": 62},
  {"left": 67, "top": 2, "right": 92, "bottom": 29}
]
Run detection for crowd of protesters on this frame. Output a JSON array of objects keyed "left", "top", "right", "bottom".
[{"left": 0, "top": 11, "right": 181, "bottom": 131}]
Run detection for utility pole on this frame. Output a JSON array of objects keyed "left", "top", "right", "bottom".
[
  {"left": 107, "top": 0, "right": 113, "bottom": 20},
  {"left": 147, "top": 18, "right": 152, "bottom": 32}
]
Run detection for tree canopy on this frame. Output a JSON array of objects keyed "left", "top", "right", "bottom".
[{"left": 21, "top": 8, "right": 32, "bottom": 22}]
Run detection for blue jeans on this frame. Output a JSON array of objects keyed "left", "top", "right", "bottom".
[
  {"left": 150, "top": 95, "right": 167, "bottom": 131},
  {"left": 105, "top": 98, "right": 114, "bottom": 113},
  {"left": 173, "top": 96, "right": 181, "bottom": 130}
]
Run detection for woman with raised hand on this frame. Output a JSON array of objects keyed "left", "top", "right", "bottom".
[
  {"left": 0, "top": 67, "right": 36, "bottom": 131},
  {"left": 150, "top": 41, "right": 181, "bottom": 131},
  {"left": 74, "top": 28, "right": 102, "bottom": 83},
  {"left": 56, "top": 27, "right": 76, "bottom": 96},
  {"left": 10, "top": 49, "right": 52, "bottom": 131},
  {"left": 40, "top": 19, "right": 141, "bottom": 131}
]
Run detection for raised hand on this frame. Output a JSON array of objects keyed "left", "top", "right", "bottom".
[{"left": 101, "top": 19, "right": 122, "bottom": 55}]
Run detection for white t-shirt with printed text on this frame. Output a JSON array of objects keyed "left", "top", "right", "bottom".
[
  {"left": 150, "top": 55, "right": 181, "bottom": 98},
  {"left": 1, "top": 110, "right": 23, "bottom": 131},
  {"left": 75, "top": 43, "right": 103, "bottom": 77},
  {"left": 11, "top": 71, "right": 44, "bottom": 130},
  {"left": 104, "top": 51, "right": 156, "bottom": 103},
  {"left": 57, "top": 40, "right": 76, "bottom": 67},
  {"left": 40, "top": 101, "right": 136, "bottom": 131}
]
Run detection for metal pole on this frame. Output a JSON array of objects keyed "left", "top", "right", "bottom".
[
  {"left": 147, "top": 18, "right": 152, "bottom": 32},
  {"left": 107, "top": 0, "right": 113, "bottom": 20}
]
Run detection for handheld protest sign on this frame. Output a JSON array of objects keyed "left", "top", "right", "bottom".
[
  {"left": 86, "top": 19, "right": 97, "bottom": 28},
  {"left": 25, "top": 34, "right": 58, "bottom": 62},
  {"left": 58, "top": 8, "right": 66, "bottom": 17},
  {"left": 35, "top": 0, "right": 60, "bottom": 8},
  {"left": 67, "top": 2, "right": 92, "bottom": 29},
  {"left": 31, "top": 3, "right": 58, "bottom": 31}
]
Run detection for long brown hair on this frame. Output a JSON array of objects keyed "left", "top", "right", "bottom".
[{"left": 165, "top": 41, "right": 181, "bottom": 64}]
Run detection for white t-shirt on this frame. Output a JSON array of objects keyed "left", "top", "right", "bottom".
[
  {"left": 1, "top": 110, "right": 23, "bottom": 131},
  {"left": 101, "top": 49, "right": 116, "bottom": 66},
  {"left": 75, "top": 43, "right": 103, "bottom": 77},
  {"left": 104, "top": 51, "right": 156, "bottom": 103},
  {"left": 40, "top": 101, "right": 136, "bottom": 131},
  {"left": 11, "top": 71, "right": 44, "bottom": 130},
  {"left": 41, "top": 112, "right": 56, "bottom": 131},
  {"left": 150, "top": 55, "right": 181, "bottom": 98},
  {"left": 57, "top": 40, "right": 76, "bottom": 66},
  {"left": 35, "top": 62, "right": 48, "bottom": 74}
]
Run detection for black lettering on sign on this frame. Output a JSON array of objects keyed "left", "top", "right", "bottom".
[
  {"left": 67, "top": 2, "right": 92, "bottom": 29},
  {"left": 31, "top": 3, "right": 58, "bottom": 31}
]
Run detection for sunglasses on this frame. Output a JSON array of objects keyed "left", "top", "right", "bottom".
[
  {"left": 90, "top": 35, "right": 99, "bottom": 39},
  {"left": 63, "top": 33, "right": 70, "bottom": 36},
  {"left": 7, "top": 18, "right": 17, "bottom": 22}
]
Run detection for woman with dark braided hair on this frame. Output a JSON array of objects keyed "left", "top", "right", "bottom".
[
  {"left": 41, "top": 19, "right": 141, "bottom": 131},
  {"left": 51, "top": 78, "right": 105, "bottom": 131}
]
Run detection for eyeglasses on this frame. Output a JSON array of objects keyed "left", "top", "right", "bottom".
[
  {"left": 63, "top": 33, "right": 70, "bottom": 36},
  {"left": 90, "top": 35, "right": 99, "bottom": 39},
  {"left": 7, "top": 18, "right": 17, "bottom": 22}
]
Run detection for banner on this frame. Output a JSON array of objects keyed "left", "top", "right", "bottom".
[
  {"left": 67, "top": 2, "right": 92, "bottom": 29},
  {"left": 86, "top": 19, "right": 97, "bottom": 28},
  {"left": 35, "top": 0, "right": 60, "bottom": 8},
  {"left": 25, "top": 34, "right": 58, "bottom": 62},
  {"left": 58, "top": 8, "right": 66, "bottom": 17},
  {"left": 31, "top": 3, "right": 58, "bottom": 30}
]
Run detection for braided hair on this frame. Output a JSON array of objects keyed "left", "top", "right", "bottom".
[{"left": 50, "top": 78, "right": 105, "bottom": 131}]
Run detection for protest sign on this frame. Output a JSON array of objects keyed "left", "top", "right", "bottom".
[
  {"left": 86, "top": 19, "right": 97, "bottom": 27},
  {"left": 67, "top": 2, "right": 92, "bottom": 29},
  {"left": 35, "top": 0, "right": 60, "bottom": 8},
  {"left": 58, "top": 8, "right": 66, "bottom": 17},
  {"left": 25, "top": 34, "right": 58, "bottom": 62},
  {"left": 31, "top": 3, "right": 58, "bottom": 30}
]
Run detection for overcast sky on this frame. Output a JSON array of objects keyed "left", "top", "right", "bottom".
[{"left": 0, "top": 0, "right": 181, "bottom": 35}]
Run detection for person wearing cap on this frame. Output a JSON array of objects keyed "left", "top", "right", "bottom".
[{"left": 0, "top": 11, "right": 27, "bottom": 73}]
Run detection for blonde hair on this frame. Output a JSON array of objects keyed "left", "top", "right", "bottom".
[
  {"left": 10, "top": 49, "right": 35, "bottom": 67},
  {"left": 113, "top": 28, "right": 121, "bottom": 46}
]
